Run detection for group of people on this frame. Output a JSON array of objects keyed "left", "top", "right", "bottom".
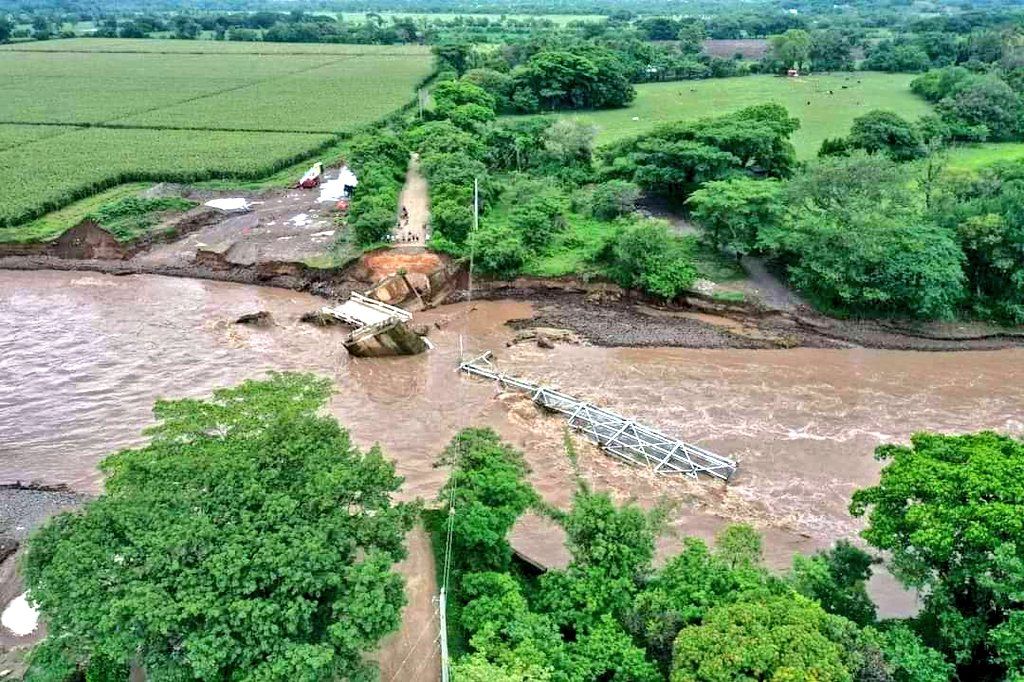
[{"left": 390, "top": 205, "right": 426, "bottom": 244}]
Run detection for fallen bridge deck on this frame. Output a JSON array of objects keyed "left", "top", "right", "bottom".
[{"left": 459, "top": 352, "right": 737, "bottom": 481}]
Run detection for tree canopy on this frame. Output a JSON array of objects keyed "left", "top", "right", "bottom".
[
  {"left": 851, "top": 432, "right": 1024, "bottom": 679},
  {"left": 24, "top": 373, "right": 414, "bottom": 682}
]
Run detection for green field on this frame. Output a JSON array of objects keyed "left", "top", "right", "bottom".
[
  {"left": 548, "top": 72, "right": 933, "bottom": 159},
  {"left": 946, "top": 143, "right": 1024, "bottom": 170},
  {"left": 0, "top": 39, "right": 433, "bottom": 231},
  {"left": 0, "top": 38, "right": 431, "bottom": 55}
]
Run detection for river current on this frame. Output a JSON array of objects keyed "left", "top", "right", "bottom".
[{"left": 3, "top": 269, "right": 1023, "bottom": 613}]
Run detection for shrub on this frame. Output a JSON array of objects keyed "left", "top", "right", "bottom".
[
  {"left": 588, "top": 180, "right": 641, "bottom": 220},
  {"left": 470, "top": 222, "right": 527, "bottom": 279},
  {"left": 610, "top": 220, "right": 698, "bottom": 300}
]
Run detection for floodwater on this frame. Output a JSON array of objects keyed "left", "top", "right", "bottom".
[{"left": 3, "top": 269, "right": 1024, "bottom": 614}]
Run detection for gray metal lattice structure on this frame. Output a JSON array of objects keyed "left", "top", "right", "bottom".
[{"left": 459, "top": 352, "right": 737, "bottom": 481}]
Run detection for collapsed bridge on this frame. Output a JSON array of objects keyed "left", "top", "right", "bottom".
[
  {"left": 459, "top": 351, "right": 737, "bottom": 481},
  {"left": 319, "top": 292, "right": 428, "bottom": 357}
]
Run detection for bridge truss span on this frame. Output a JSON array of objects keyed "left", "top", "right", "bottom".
[{"left": 459, "top": 351, "right": 737, "bottom": 482}]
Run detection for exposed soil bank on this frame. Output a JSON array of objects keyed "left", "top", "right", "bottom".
[
  {"left": 0, "top": 253, "right": 364, "bottom": 299},
  {"left": 0, "top": 483, "right": 89, "bottom": 657},
  {"left": 466, "top": 278, "right": 1024, "bottom": 352}
]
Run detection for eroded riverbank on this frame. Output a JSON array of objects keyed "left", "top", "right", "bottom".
[{"left": 2, "top": 270, "right": 1023, "bottom": 618}]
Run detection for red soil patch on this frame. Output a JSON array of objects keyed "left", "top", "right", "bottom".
[{"left": 361, "top": 250, "right": 445, "bottom": 281}]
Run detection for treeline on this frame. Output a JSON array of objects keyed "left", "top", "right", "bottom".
[
  {"left": 432, "top": 426, "right": 1024, "bottom": 681},
  {"left": 674, "top": 103, "right": 1024, "bottom": 322}
]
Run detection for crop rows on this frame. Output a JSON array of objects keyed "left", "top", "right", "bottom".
[
  {"left": 0, "top": 37, "right": 431, "bottom": 56},
  {"left": 0, "top": 128, "right": 335, "bottom": 227},
  {"left": 0, "top": 124, "right": 71, "bottom": 152},
  {"left": 0, "top": 52, "right": 329, "bottom": 125},
  {"left": 0, "top": 40, "right": 433, "bottom": 230},
  {"left": 122, "top": 56, "right": 433, "bottom": 133}
]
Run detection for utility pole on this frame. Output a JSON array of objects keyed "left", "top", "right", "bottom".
[{"left": 468, "top": 177, "right": 478, "bottom": 303}]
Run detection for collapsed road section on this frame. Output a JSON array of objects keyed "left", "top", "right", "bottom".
[
  {"left": 459, "top": 351, "right": 737, "bottom": 481},
  {"left": 319, "top": 292, "right": 429, "bottom": 357}
]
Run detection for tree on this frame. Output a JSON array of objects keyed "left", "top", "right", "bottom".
[
  {"left": 930, "top": 167, "right": 1024, "bottom": 323},
  {"left": 810, "top": 30, "right": 853, "bottom": 71},
  {"left": 405, "top": 120, "right": 485, "bottom": 160},
  {"left": 504, "top": 178, "right": 569, "bottom": 251},
  {"left": 470, "top": 223, "right": 527, "bottom": 278},
  {"left": 688, "top": 177, "right": 784, "bottom": 258},
  {"left": 509, "top": 49, "right": 634, "bottom": 113},
  {"left": 780, "top": 206, "right": 965, "bottom": 318},
  {"left": 769, "top": 29, "right": 811, "bottom": 70},
  {"left": 433, "top": 80, "right": 497, "bottom": 121},
  {"left": 769, "top": 154, "right": 966, "bottom": 319},
  {"left": 433, "top": 428, "right": 539, "bottom": 576},
  {"left": 936, "top": 75, "right": 1023, "bottom": 142},
  {"left": 433, "top": 41, "right": 472, "bottom": 76},
  {"left": 171, "top": 14, "right": 200, "bottom": 39},
  {"left": 0, "top": 17, "right": 11, "bottom": 44},
  {"left": 603, "top": 105, "right": 798, "bottom": 198},
  {"left": 24, "top": 374, "right": 414, "bottom": 681},
  {"left": 542, "top": 119, "right": 596, "bottom": 168},
  {"left": 677, "top": 20, "right": 706, "bottom": 54},
  {"left": 462, "top": 69, "right": 514, "bottom": 112},
  {"left": 588, "top": 180, "right": 641, "bottom": 220},
  {"left": 790, "top": 541, "right": 879, "bottom": 627},
  {"left": 713, "top": 523, "right": 763, "bottom": 569},
  {"left": 627, "top": 534, "right": 785, "bottom": 673},
  {"left": 670, "top": 596, "right": 861, "bottom": 682},
  {"left": 609, "top": 220, "right": 698, "bottom": 300},
  {"left": 863, "top": 39, "right": 932, "bottom": 73},
  {"left": 847, "top": 110, "right": 927, "bottom": 162},
  {"left": 851, "top": 432, "right": 1024, "bottom": 678}
]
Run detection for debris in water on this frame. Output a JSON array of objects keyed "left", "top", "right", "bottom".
[
  {"left": 1, "top": 593, "right": 39, "bottom": 636},
  {"left": 287, "top": 213, "right": 311, "bottom": 227},
  {"left": 235, "top": 311, "right": 274, "bottom": 327},
  {"left": 204, "top": 198, "right": 250, "bottom": 212}
]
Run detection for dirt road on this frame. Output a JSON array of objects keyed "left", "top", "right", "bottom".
[
  {"left": 376, "top": 524, "right": 441, "bottom": 682},
  {"left": 393, "top": 154, "right": 430, "bottom": 246}
]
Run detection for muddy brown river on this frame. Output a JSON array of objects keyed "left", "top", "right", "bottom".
[{"left": 3, "top": 270, "right": 1024, "bottom": 616}]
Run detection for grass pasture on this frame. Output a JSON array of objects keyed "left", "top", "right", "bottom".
[
  {"left": 0, "top": 39, "right": 433, "bottom": 233},
  {"left": 548, "top": 72, "right": 932, "bottom": 159},
  {"left": 946, "top": 143, "right": 1024, "bottom": 170}
]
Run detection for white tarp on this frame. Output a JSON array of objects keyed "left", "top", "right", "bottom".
[
  {"left": 317, "top": 166, "right": 359, "bottom": 203},
  {"left": 205, "top": 198, "right": 249, "bottom": 211},
  {"left": 2, "top": 593, "right": 39, "bottom": 636}
]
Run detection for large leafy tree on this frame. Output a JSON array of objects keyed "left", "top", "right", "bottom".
[
  {"left": 688, "top": 177, "right": 785, "bottom": 258},
  {"left": 790, "top": 541, "right": 879, "bottom": 627},
  {"left": 851, "top": 432, "right": 1024, "bottom": 679},
  {"left": 433, "top": 428, "right": 539, "bottom": 576},
  {"left": 670, "top": 596, "right": 861, "bottom": 682},
  {"left": 768, "top": 153, "right": 966, "bottom": 319},
  {"left": 24, "top": 374, "right": 414, "bottom": 682},
  {"left": 608, "top": 220, "right": 698, "bottom": 300},
  {"left": 847, "top": 110, "right": 927, "bottom": 162},
  {"left": 930, "top": 164, "right": 1024, "bottom": 323},
  {"left": 602, "top": 104, "right": 798, "bottom": 198},
  {"left": 769, "top": 28, "right": 811, "bottom": 70}
]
